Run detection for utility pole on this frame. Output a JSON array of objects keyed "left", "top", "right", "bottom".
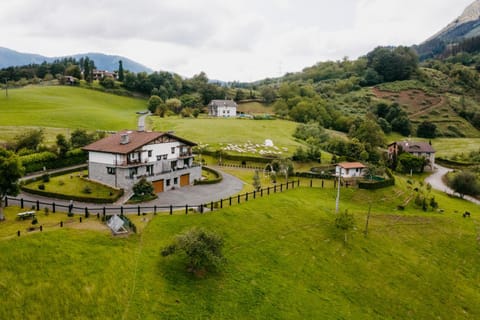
[{"left": 335, "top": 166, "right": 341, "bottom": 213}]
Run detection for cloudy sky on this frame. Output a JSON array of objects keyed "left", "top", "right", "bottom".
[{"left": 0, "top": 0, "right": 474, "bottom": 81}]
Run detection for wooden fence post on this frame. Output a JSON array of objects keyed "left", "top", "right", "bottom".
[
  {"left": 21, "top": 198, "right": 24, "bottom": 209},
  {"left": 4, "top": 197, "right": 7, "bottom": 207},
  {"left": 170, "top": 205, "right": 173, "bottom": 215},
  {"left": 185, "top": 205, "right": 188, "bottom": 214},
  {"left": 245, "top": 193, "right": 248, "bottom": 201},
  {"left": 253, "top": 191, "right": 256, "bottom": 199},
  {"left": 154, "top": 205, "right": 157, "bottom": 215},
  {"left": 138, "top": 206, "right": 141, "bottom": 215},
  {"left": 229, "top": 197, "right": 232, "bottom": 206},
  {"left": 237, "top": 195, "right": 240, "bottom": 204},
  {"left": 52, "top": 202, "right": 56, "bottom": 213},
  {"left": 36, "top": 200, "right": 40, "bottom": 211},
  {"left": 220, "top": 199, "right": 223, "bottom": 208}
]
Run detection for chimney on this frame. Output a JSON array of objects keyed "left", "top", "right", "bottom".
[{"left": 120, "top": 133, "right": 130, "bottom": 145}]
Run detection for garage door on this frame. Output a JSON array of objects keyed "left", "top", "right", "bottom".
[
  {"left": 153, "top": 180, "right": 164, "bottom": 193},
  {"left": 180, "top": 174, "right": 190, "bottom": 187}
]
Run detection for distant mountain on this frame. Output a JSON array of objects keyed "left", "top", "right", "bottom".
[
  {"left": 0, "top": 47, "right": 153, "bottom": 73},
  {"left": 426, "top": 0, "right": 480, "bottom": 43},
  {"left": 415, "top": 0, "right": 480, "bottom": 59}
]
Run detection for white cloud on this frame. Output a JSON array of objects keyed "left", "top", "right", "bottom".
[{"left": 0, "top": 0, "right": 476, "bottom": 81}]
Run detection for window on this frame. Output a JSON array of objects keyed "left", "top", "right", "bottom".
[
  {"left": 157, "top": 155, "right": 162, "bottom": 161},
  {"left": 146, "top": 165, "right": 154, "bottom": 176},
  {"left": 163, "top": 154, "right": 168, "bottom": 160},
  {"left": 107, "top": 167, "right": 116, "bottom": 175},
  {"left": 129, "top": 167, "right": 138, "bottom": 178},
  {"left": 148, "top": 150, "right": 152, "bottom": 157},
  {"left": 174, "top": 177, "right": 178, "bottom": 184},
  {"left": 171, "top": 147, "right": 175, "bottom": 154},
  {"left": 166, "top": 179, "right": 171, "bottom": 186}
]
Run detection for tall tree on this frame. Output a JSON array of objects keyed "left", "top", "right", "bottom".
[
  {"left": 0, "top": 148, "right": 25, "bottom": 221},
  {"left": 118, "top": 60, "right": 124, "bottom": 82}
]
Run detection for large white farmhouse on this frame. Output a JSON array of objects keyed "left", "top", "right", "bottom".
[
  {"left": 82, "top": 130, "right": 201, "bottom": 192},
  {"left": 208, "top": 99, "right": 237, "bottom": 118}
]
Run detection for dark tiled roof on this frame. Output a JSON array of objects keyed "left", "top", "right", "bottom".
[
  {"left": 210, "top": 100, "right": 237, "bottom": 108},
  {"left": 82, "top": 130, "right": 196, "bottom": 154},
  {"left": 394, "top": 141, "right": 435, "bottom": 153}
]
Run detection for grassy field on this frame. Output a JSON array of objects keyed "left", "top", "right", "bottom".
[
  {"left": 0, "top": 85, "right": 147, "bottom": 143},
  {"left": 148, "top": 116, "right": 303, "bottom": 155},
  {"left": 1, "top": 175, "right": 480, "bottom": 319},
  {"left": 237, "top": 101, "right": 273, "bottom": 114},
  {"left": 21, "top": 170, "right": 122, "bottom": 202}
]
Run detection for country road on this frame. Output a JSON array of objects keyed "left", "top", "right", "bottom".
[{"left": 425, "top": 164, "right": 480, "bottom": 205}]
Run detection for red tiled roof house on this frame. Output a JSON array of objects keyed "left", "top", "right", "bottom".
[{"left": 82, "top": 130, "right": 201, "bottom": 193}]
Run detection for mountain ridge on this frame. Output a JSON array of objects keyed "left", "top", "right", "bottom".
[{"left": 0, "top": 47, "right": 153, "bottom": 74}]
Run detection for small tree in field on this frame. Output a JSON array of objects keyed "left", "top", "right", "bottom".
[
  {"left": 335, "top": 210, "right": 355, "bottom": 244},
  {"left": 253, "top": 170, "right": 262, "bottom": 191},
  {"left": 161, "top": 228, "right": 226, "bottom": 276}
]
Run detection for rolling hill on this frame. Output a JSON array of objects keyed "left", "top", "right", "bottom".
[{"left": 0, "top": 47, "right": 153, "bottom": 73}]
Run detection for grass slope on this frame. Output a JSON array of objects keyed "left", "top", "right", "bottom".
[
  {"left": 1, "top": 182, "right": 479, "bottom": 319},
  {"left": 148, "top": 116, "right": 303, "bottom": 155},
  {"left": 0, "top": 86, "right": 146, "bottom": 141}
]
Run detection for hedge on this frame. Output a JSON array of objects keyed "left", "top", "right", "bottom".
[
  {"left": 436, "top": 157, "right": 476, "bottom": 169},
  {"left": 358, "top": 168, "right": 395, "bottom": 190},
  {"left": 295, "top": 171, "right": 333, "bottom": 179},
  {"left": 20, "top": 149, "right": 88, "bottom": 173},
  {"left": 20, "top": 185, "right": 124, "bottom": 204},
  {"left": 201, "top": 150, "right": 279, "bottom": 163},
  {"left": 194, "top": 166, "right": 223, "bottom": 185}
]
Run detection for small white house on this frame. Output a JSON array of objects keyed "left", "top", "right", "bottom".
[
  {"left": 335, "top": 162, "right": 367, "bottom": 178},
  {"left": 208, "top": 99, "right": 237, "bottom": 118}
]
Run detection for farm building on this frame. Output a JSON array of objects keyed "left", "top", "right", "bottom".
[
  {"left": 208, "top": 99, "right": 237, "bottom": 118},
  {"left": 388, "top": 141, "right": 436, "bottom": 171},
  {"left": 83, "top": 130, "right": 201, "bottom": 192}
]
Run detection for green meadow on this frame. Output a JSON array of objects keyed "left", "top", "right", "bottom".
[
  {"left": 148, "top": 116, "right": 303, "bottom": 155},
  {"left": 1, "top": 178, "right": 480, "bottom": 319},
  {"left": 0, "top": 86, "right": 146, "bottom": 143}
]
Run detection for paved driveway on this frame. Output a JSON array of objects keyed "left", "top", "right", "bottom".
[
  {"left": 425, "top": 164, "right": 480, "bottom": 205},
  {"left": 15, "top": 168, "right": 245, "bottom": 213}
]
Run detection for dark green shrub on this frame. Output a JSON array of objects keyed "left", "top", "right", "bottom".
[
  {"left": 38, "top": 184, "right": 45, "bottom": 190},
  {"left": 82, "top": 186, "right": 92, "bottom": 194}
]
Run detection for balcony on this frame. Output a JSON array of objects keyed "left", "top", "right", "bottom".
[
  {"left": 116, "top": 159, "right": 148, "bottom": 168},
  {"left": 178, "top": 152, "right": 194, "bottom": 159}
]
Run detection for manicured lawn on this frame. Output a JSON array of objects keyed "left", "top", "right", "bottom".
[
  {"left": 148, "top": 116, "right": 303, "bottom": 155},
  {"left": 1, "top": 174, "right": 479, "bottom": 319},
  {"left": 0, "top": 85, "right": 147, "bottom": 143},
  {"left": 22, "top": 170, "right": 122, "bottom": 202}
]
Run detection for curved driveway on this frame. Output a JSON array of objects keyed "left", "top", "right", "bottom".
[
  {"left": 15, "top": 168, "right": 244, "bottom": 213},
  {"left": 425, "top": 164, "right": 480, "bottom": 205}
]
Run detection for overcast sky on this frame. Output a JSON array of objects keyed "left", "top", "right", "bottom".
[{"left": 0, "top": 0, "right": 474, "bottom": 81}]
